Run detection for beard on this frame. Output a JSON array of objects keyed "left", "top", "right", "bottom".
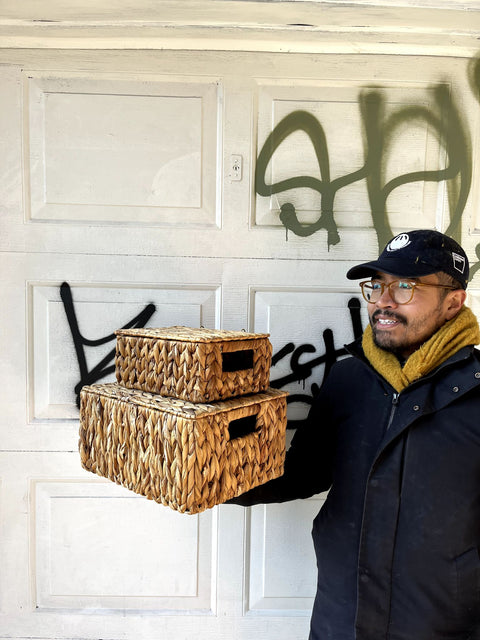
[
  {"left": 369, "top": 304, "right": 447, "bottom": 358},
  {"left": 370, "top": 309, "right": 408, "bottom": 356}
]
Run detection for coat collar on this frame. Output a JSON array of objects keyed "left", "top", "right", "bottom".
[
  {"left": 346, "top": 340, "right": 480, "bottom": 462},
  {"left": 344, "top": 338, "right": 478, "bottom": 388}
]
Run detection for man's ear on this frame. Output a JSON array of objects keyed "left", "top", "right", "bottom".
[{"left": 445, "top": 289, "right": 467, "bottom": 320}]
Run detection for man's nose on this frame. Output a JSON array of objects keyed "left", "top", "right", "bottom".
[{"left": 376, "top": 284, "right": 398, "bottom": 308}]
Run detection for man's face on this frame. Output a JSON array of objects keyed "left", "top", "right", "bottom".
[{"left": 367, "top": 271, "right": 465, "bottom": 358}]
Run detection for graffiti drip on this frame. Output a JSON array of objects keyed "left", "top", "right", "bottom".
[
  {"left": 255, "top": 77, "right": 474, "bottom": 258},
  {"left": 270, "top": 297, "right": 363, "bottom": 429}
]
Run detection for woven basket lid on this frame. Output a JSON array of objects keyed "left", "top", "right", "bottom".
[
  {"left": 115, "top": 326, "right": 270, "bottom": 342},
  {"left": 81, "top": 383, "right": 287, "bottom": 417}
]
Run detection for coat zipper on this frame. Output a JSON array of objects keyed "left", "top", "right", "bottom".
[{"left": 386, "top": 392, "right": 399, "bottom": 431}]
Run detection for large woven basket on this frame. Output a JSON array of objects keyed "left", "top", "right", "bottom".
[
  {"left": 79, "top": 383, "right": 287, "bottom": 514},
  {"left": 115, "top": 326, "right": 272, "bottom": 402}
]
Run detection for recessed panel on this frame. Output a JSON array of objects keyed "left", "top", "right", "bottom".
[
  {"left": 25, "top": 72, "right": 220, "bottom": 225},
  {"left": 246, "top": 498, "right": 325, "bottom": 614},
  {"left": 33, "top": 480, "right": 216, "bottom": 611},
  {"left": 45, "top": 93, "right": 202, "bottom": 208},
  {"left": 29, "top": 283, "right": 219, "bottom": 421},
  {"left": 253, "top": 288, "right": 368, "bottom": 424},
  {"left": 254, "top": 82, "right": 447, "bottom": 234}
]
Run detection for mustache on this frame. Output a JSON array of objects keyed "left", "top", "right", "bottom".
[{"left": 371, "top": 309, "right": 407, "bottom": 325}]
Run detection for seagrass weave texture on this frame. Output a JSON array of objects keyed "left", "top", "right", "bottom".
[
  {"left": 79, "top": 383, "right": 287, "bottom": 514},
  {"left": 115, "top": 326, "right": 272, "bottom": 402}
]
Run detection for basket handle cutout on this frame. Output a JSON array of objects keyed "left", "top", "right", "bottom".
[
  {"left": 228, "top": 413, "right": 258, "bottom": 440},
  {"left": 222, "top": 349, "right": 254, "bottom": 372}
]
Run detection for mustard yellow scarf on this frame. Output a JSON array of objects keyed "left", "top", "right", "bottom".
[{"left": 362, "top": 305, "right": 480, "bottom": 393}]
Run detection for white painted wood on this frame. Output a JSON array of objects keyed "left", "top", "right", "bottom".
[
  {"left": 0, "top": 1, "right": 480, "bottom": 55},
  {"left": 25, "top": 71, "right": 221, "bottom": 226},
  {"left": 246, "top": 498, "right": 326, "bottom": 614},
  {"left": 0, "top": 453, "right": 220, "bottom": 638},
  {"left": 253, "top": 288, "right": 368, "bottom": 419},
  {"left": 255, "top": 81, "right": 443, "bottom": 231},
  {"left": 1, "top": 52, "right": 478, "bottom": 263},
  {"left": 1, "top": 249, "right": 358, "bottom": 451},
  {"left": 1, "top": 9, "right": 480, "bottom": 638},
  {"left": 33, "top": 480, "right": 215, "bottom": 611},
  {"left": 29, "top": 282, "right": 218, "bottom": 420},
  {"left": 466, "top": 289, "right": 480, "bottom": 319}
]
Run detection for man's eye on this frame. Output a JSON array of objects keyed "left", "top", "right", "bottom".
[
  {"left": 397, "top": 281, "right": 413, "bottom": 290},
  {"left": 371, "top": 282, "right": 382, "bottom": 290}
]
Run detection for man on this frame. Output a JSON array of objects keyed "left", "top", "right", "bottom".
[{"left": 230, "top": 229, "right": 480, "bottom": 640}]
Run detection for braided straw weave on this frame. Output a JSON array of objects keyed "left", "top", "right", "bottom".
[
  {"left": 79, "top": 383, "right": 287, "bottom": 514},
  {"left": 115, "top": 327, "right": 272, "bottom": 403}
]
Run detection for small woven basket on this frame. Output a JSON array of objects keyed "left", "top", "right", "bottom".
[
  {"left": 79, "top": 383, "right": 287, "bottom": 514},
  {"left": 115, "top": 326, "right": 272, "bottom": 403}
]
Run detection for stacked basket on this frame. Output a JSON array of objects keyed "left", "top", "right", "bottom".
[{"left": 79, "top": 327, "right": 288, "bottom": 514}]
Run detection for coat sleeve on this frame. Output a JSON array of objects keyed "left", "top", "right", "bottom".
[{"left": 226, "top": 377, "right": 337, "bottom": 506}]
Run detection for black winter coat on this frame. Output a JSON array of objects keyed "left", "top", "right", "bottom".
[{"left": 230, "top": 341, "right": 480, "bottom": 640}]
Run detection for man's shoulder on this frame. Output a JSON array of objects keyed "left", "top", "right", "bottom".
[
  {"left": 464, "top": 345, "right": 480, "bottom": 370},
  {"left": 325, "top": 343, "right": 373, "bottom": 383},
  {"left": 450, "top": 344, "right": 480, "bottom": 367}
]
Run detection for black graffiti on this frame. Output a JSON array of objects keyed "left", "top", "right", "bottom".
[
  {"left": 60, "top": 282, "right": 156, "bottom": 407},
  {"left": 61, "top": 280, "right": 363, "bottom": 424},
  {"left": 270, "top": 297, "right": 363, "bottom": 429},
  {"left": 256, "top": 82, "right": 473, "bottom": 253}
]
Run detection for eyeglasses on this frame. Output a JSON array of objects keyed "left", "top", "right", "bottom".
[{"left": 359, "top": 279, "right": 458, "bottom": 305}]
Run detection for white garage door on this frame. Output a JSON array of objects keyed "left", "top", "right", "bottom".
[{"left": 1, "top": 37, "right": 480, "bottom": 640}]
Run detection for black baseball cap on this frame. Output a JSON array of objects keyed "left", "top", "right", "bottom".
[{"left": 346, "top": 229, "right": 469, "bottom": 289}]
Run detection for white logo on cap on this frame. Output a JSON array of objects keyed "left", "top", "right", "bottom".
[
  {"left": 386, "top": 233, "right": 411, "bottom": 252},
  {"left": 452, "top": 251, "right": 466, "bottom": 274}
]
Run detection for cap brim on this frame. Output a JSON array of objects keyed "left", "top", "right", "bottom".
[{"left": 346, "top": 259, "right": 436, "bottom": 281}]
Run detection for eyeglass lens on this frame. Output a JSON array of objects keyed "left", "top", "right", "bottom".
[{"left": 362, "top": 281, "right": 414, "bottom": 304}]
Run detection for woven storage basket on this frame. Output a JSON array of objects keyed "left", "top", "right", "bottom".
[
  {"left": 79, "top": 383, "right": 287, "bottom": 514},
  {"left": 115, "top": 326, "right": 272, "bottom": 403}
]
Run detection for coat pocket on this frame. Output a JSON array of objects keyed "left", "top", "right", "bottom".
[{"left": 454, "top": 547, "right": 480, "bottom": 621}]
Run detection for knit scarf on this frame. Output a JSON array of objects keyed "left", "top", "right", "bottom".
[{"left": 362, "top": 305, "right": 480, "bottom": 393}]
